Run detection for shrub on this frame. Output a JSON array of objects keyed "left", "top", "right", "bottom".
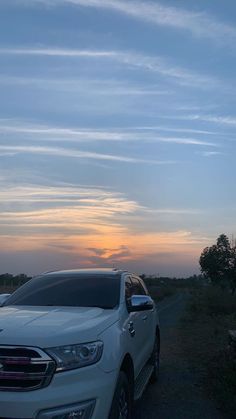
[{"left": 189, "top": 286, "right": 236, "bottom": 316}]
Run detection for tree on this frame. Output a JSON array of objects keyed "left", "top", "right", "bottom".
[
  {"left": 229, "top": 245, "right": 236, "bottom": 295},
  {"left": 199, "top": 234, "right": 236, "bottom": 294}
]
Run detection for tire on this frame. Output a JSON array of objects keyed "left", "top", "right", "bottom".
[
  {"left": 108, "top": 371, "right": 132, "bottom": 419},
  {"left": 150, "top": 334, "right": 160, "bottom": 383}
]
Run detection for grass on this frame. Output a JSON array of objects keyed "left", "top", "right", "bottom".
[
  {"left": 207, "top": 350, "right": 236, "bottom": 415},
  {"left": 180, "top": 286, "right": 236, "bottom": 417}
]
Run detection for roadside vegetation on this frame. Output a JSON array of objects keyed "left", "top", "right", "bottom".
[
  {"left": 0, "top": 273, "right": 31, "bottom": 293},
  {"left": 180, "top": 234, "right": 236, "bottom": 417},
  {"left": 143, "top": 275, "right": 202, "bottom": 301},
  {"left": 181, "top": 286, "right": 236, "bottom": 417}
]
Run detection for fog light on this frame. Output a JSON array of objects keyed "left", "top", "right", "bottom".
[
  {"left": 37, "top": 400, "right": 95, "bottom": 419},
  {"left": 55, "top": 410, "right": 84, "bottom": 419}
]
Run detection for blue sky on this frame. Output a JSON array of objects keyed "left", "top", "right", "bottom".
[{"left": 0, "top": 0, "right": 235, "bottom": 276}]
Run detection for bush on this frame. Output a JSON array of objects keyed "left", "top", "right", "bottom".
[{"left": 189, "top": 286, "right": 236, "bottom": 316}]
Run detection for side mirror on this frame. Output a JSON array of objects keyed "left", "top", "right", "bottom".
[
  {"left": 128, "top": 295, "right": 154, "bottom": 312},
  {"left": 0, "top": 294, "right": 11, "bottom": 306}
]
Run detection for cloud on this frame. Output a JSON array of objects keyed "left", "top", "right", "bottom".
[
  {"left": 0, "top": 228, "right": 207, "bottom": 276},
  {"left": 0, "top": 144, "right": 175, "bottom": 165},
  {"left": 0, "top": 179, "right": 210, "bottom": 275},
  {"left": 0, "top": 182, "right": 206, "bottom": 249},
  {"left": 0, "top": 47, "right": 114, "bottom": 58},
  {"left": 146, "top": 208, "right": 203, "bottom": 216},
  {"left": 189, "top": 114, "right": 236, "bottom": 126},
  {"left": 153, "top": 137, "right": 217, "bottom": 147},
  {"left": 0, "top": 121, "right": 219, "bottom": 148},
  {"left": 0, "top": 74, "right": 172, "bottom": 96},
  {"left": 134, "top": 126, "right": 218, "bottom": 136},
  {"left": 160, "top": 114, "right": 236, "bottom": 129},
  {"left": 0, "top": 47, "right": 219, "bottom": 88},
  {"left": 17, "top": 0, "right": 236, "bottom": 45},
  {"left": 201, "top": 151, "right": 223, "bottom": 157},
  {"left": 0, "top": 184, "right": 140, "bottom": 237},
  {"left": 87, "top": 245, "right": 131, "bottom": 264}
]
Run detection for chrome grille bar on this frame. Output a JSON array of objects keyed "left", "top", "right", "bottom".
[{"left": 0, "top": 346, "right": 56, "bottom": 391}]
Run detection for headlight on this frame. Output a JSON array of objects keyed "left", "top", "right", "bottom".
[{"left": 45, "top": 341, "right": 103, "bottom": 372}]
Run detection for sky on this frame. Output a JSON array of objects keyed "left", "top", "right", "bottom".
[{"left": 0, "top": 0, "right": 236, "bottom": 277}]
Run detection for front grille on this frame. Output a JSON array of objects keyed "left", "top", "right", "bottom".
[{"left": 0, "top": 346, "right": 56, "bottom": 391}]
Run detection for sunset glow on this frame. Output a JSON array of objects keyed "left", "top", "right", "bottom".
[{"left": 0, "top": 1, "right": 235, "bottom": 276}]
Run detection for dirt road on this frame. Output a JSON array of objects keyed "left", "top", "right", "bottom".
[{"left": 133, "top": 293, "right": 225, "bottom": 419}]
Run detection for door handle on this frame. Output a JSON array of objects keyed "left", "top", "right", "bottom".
[
  {"left": 142, "top": 315, "right": 148, "bottom": 321},
  {"left": 128, "top": 321, "right": 135, "bottom": 337}
]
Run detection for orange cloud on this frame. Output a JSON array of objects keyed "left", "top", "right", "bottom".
[{"left": 0, "top": 184, "right": 209, "bottom": 274}]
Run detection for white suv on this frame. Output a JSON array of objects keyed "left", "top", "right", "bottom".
[{"left": 0, "top": 268, "right": 160, "bottom": 419}]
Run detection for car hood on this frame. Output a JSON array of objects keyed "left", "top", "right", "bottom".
[{"left": 0, "top": 306, "right": 119, "bottom": 348}]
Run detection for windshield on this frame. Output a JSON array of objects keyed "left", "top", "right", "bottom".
[{"left": 4, "top": 274, "right": 121, "bottom": 309}]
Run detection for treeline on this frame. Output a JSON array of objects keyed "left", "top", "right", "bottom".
[
  {"left": 142, "top": 274, "right": 204, "bottom": 288},
  {"left": 0, "top": 272, "right": 204, "bottom": 290},
  {"left": 141, "top": 274, "right": 204, "bottom": 301},
  {"left": 0, "top": 273, "right": 31, "bottom": 289}
]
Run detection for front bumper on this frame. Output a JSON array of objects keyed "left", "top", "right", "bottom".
[{"left": 0, "top": 365, "right": 117, "bottom": 419}]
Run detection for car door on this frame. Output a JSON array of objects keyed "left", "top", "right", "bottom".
[
  {"left": 137, "top": 277, "right": 156, "bottom": 355},
  {"left": 131, "top": 276, "right": 155, "bottom": 367},
  {"left": 124, "top": 276, "right": 153, "bottom": 376},
  {"left": 124, "top": 276, "right": 145, "bottom": 375}
]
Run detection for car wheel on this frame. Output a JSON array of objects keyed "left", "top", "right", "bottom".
[
  {"left": 150, "top": 334, "right": 160, "bottom": 383},
  {"left": 109, "top": 371, "right": 132, "bottom": 419}
]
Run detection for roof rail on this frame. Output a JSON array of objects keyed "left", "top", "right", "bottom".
[
  {"left": 41, "top": 269, "right": 57, "bottom": 275},
  {"left": 112, "top": 268, "right": 128, "bottom": 273}
]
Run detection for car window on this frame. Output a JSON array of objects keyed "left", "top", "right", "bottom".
[
  {"left": 125, "top": 276, "right": 133, "bottom": 299},
  {"left": 138, "top": 278, "right": 149, "bottom": 296},
  {"left": 131, "top": 276, "right": 146, "bottom": 295},
  {"left": 4, "top": 274, "right": 121, "bottom": 309}
]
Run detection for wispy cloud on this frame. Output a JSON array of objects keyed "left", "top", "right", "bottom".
[
  {"left": 0, "top": 184, "right": 204, "bottom": 246},
  {"left": 0, "top": 176, "right": 210, "bottom": 275},
  {"left": 0, "top": 74, "right": 172, "bottom": 96},
  {"left": 133, "top": 126, "right": 218, "bottom": 136},
  {"left": 146, "top": 208, "right": 203, "bottom": 215},
  {"left": 0, "top": 47, "right": 219, "bottom": 88},
  {"left": 0, "top": 47, "right": 114, "bottom": 58},
  {"left": 18, "top": 0, "right": 236, "bottom": 45},
  {"left": 0, "top": 120, "right": 219, "bottom": 147},
  {"left": 187, "top": 114, "right": 236, "bottom": 126},
  {"left": 201, "top": 151, "right": 223, "bottom": 157},
  {"left": 0, "top": 184, "right": 139, "bottom": 217},
  {"left": 160, "top": 114, "right": 236, "bottom": 128},
  {"left": 154, "top": 137, "right": 217, "bottom": 147},
  {"left": 0, "top": 144, "right": 175, "bottom": 165},
  {"left": 0, "top": 184, "right": 139, "bottom": 244}
]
